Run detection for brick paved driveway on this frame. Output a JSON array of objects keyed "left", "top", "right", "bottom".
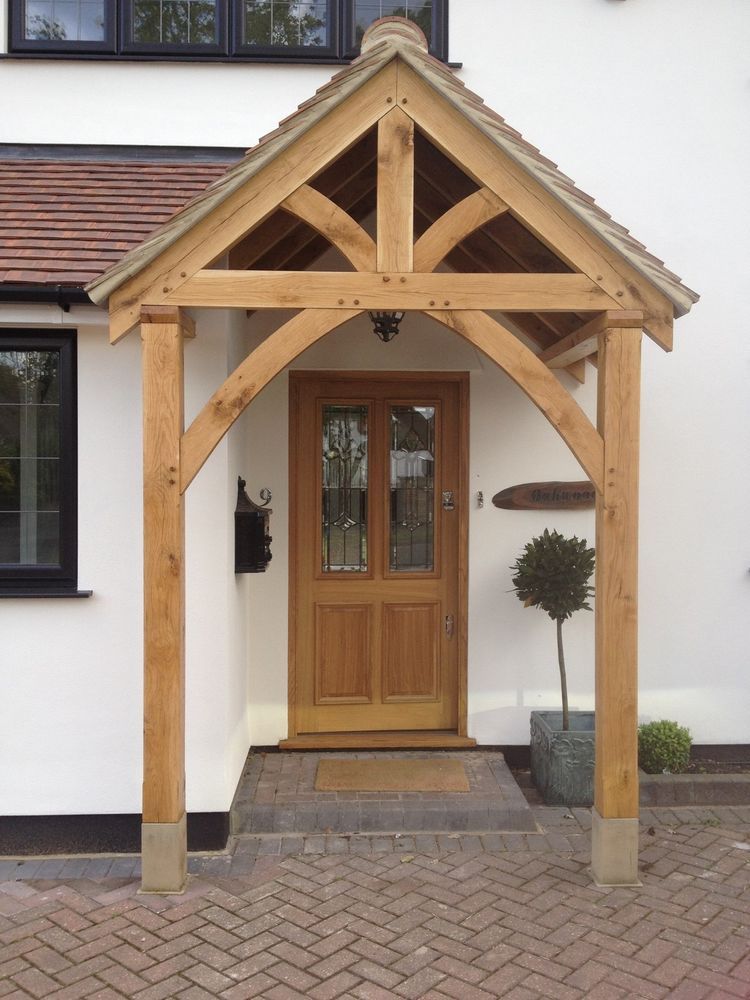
[{"left": 1, "top": 807, "right": 749, "bottom": 999}]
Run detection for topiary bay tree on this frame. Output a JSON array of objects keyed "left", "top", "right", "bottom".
[{"left": 511, "top": 529, "right": 595, "bottom": 731}]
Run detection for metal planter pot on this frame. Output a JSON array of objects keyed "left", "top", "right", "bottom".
[{"left": 530, "top": 710, "right": 595, "bottom": 806}]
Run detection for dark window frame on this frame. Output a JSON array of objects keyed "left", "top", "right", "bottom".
[
  {"left": 122, "top": 0, "right": 228, "bottom": 55},
  {"left": 231, "top": 0, "right": 337, "bottom": 60},
  {"left": 0, "top": 330, "right": 78, "bottom": 593},
  {"left": 341, "top": 1, "right": 446, "bottom": 61},
  {"left": 9, "top": 0, "right": 116, "bottom": 53},
  {"left": 9, "top": 0, "right": 447, "bottom": 60}
]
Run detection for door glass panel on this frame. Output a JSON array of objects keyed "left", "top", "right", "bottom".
[
  {"left": 389, "top": 405, "right": 434, "bottom": 572},
  {"left": 322, "top": 405, "right": 368, "bottom": 572}
]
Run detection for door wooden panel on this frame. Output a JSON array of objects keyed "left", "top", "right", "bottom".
[
  {"left": 290, "top": 372, "right": 467, "bottom": 736},
  {"left": 315, "top": 604, "right": 372, "bottom": 703},
  {"left": 382, "top": 602, "right": 439, "bottom": 702}
]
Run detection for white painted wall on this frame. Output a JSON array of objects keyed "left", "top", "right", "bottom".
[
  {"left": 1, "top": 0, "right": 748, "bottom": 818},
  {"left": 0, "top": 305, "right": 250, "bottom": 814},
  {"left": 1, "top": 308, "right": 144, "bottom": 815},
  {"left": 183, "top": 309, "right": 251, "bottom": 812}
]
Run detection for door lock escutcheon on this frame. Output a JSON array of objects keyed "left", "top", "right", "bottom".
[{"left": 442, "top": 490, "right": 455, "bottom": 511}]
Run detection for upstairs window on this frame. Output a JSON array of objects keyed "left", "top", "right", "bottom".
[
  {"left": 0, "top": 332, "right": 78, "bottom": 592},
  {"left": 12, "top": 0, "right": 115, "bottom": 50},
  {"left": 9, "top": 0, "right": 447, "bottom": 59}
]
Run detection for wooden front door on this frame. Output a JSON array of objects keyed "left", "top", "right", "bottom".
[{"left": 290, "top": 372, "right": 467, "bottom": 736}]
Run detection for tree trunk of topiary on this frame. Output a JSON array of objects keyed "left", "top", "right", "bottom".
[{"left": 556, "top": 617, "right": 569, "bottom": 731}]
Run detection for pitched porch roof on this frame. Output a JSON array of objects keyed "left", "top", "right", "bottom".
[{"left": 85, "top": 18, "right": 698, "bottom": 337}]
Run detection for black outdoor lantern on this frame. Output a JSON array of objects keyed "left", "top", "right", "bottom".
[
  {"left": 368, "top": 310, "right": 405, "bottom": 342},
  {"left": 234, "top": 477, "right": 273, "bottom": 573}
]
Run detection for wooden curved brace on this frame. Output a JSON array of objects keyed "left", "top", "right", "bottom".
[
  {"left": 414, "top": 188, "right": 509, "bottom": 273},
  {"left": 180, "top": 308, "right": 361, "bottom": 492},
  {"left": 427, "top": 309, "right": 604, "bottom": 492},
  {"left": 281, "top": 185, "right": 376, "bottom": 272}
]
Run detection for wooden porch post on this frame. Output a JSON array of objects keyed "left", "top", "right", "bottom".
[
  {"left": 140, "top": 305, "right": 193, "bottom": 893},
  {"left": 592, "top": 324, "right": 642, "bottom": 885}
]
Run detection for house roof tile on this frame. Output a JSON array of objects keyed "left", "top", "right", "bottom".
[{"left": 0, "top": 157, "right": 236, "bottom": 287}]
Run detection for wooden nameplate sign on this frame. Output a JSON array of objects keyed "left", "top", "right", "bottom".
[{"left": 492, "top": 481, "right": 595, "bottom": 511}]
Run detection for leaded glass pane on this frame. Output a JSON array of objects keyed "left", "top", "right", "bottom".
[
  {"left": 322, "top": 405, "right": 368, "bottom": 572},
  {"left": 25, "top": 0, "right": 105, "bottom": 40},
  {"left": 389, "top": 405, "right": 434, "bottom": 572},
  {"left": 352, "top": 0, "right": 432, "bottom": 48},
  {"left": 0, "top": 349, "right": 61, "bottom": 566},
  {"left": 243, "top": 1, "right": 328, "bottom": 47},
  {"left": 132, "top": 0, "right": 217, "bottom": 44}
]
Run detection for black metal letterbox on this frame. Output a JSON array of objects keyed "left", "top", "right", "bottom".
[{"left": 234, "top": 477, "right": 272, "bottom": 573}]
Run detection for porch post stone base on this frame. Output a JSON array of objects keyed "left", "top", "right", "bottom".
[
  {"left": 591, "top": 808, "right": 640, "bottom": 886},
  {"left": 140, "top": 814, "right": 187, "bottom": 893}
]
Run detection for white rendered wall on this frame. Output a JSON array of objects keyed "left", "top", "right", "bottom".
[
  {"left": 183, "top": 309, "right": 251, "bottom": 813},
  {"left": 0, "top": 307, "right": 144, "bottom": 815},
  {"left": 0, "top": 305, "right": 251, "bottom": 814}
]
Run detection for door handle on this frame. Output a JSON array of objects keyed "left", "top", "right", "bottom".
[{"left": 444, "top": 614, "right": 454, "bottom": 639}]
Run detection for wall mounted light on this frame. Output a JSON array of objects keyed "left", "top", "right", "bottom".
[
  {"left": 235, "top": 477, "right": 273, "bottom": 573},
  {"left": 368, "top": 310, "right": 405, "bottom": 342}
]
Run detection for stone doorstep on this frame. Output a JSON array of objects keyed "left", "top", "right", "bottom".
[
  {"left": 639, "top": 769, "right": 750, "bottom": 807},
  {"left": 230, "top": 751, "right": 539, "bottom": 836}
]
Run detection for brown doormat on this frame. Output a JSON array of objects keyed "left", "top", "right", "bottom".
[{"left": 315, "top": 758, "right": 470, "bottom": 792}]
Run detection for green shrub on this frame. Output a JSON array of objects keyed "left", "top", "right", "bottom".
[{"left": 638, "top": 720, "right": 692, "bottom": 774}]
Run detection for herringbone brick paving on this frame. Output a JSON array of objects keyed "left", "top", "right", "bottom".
[{"left": 1, "top": 807, "right": 749, "bottom": 998}]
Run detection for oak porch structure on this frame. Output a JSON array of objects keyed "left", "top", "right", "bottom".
[{"left": 86, "top": 19, "right": 698, "bottom": 892}]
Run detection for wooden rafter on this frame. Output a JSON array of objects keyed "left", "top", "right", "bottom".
[
  {"left": 427, "top": 309, "right": 604, "bottom": 491},
  {"left": 397, "top": 64, "right": 675, "bottom": 350},
  {"left": 166, "top": 271, "right": 619, "bottom": 311},
  {"left": 180, "top": 308, "right": 361, "bottom": 491},
  {"left": 281, "top": 185, "right": 376, "bottom": 271}
]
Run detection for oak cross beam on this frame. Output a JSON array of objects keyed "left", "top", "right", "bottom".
[{"left": 166, "top": 271, "right": 620, "bottom": 312}]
